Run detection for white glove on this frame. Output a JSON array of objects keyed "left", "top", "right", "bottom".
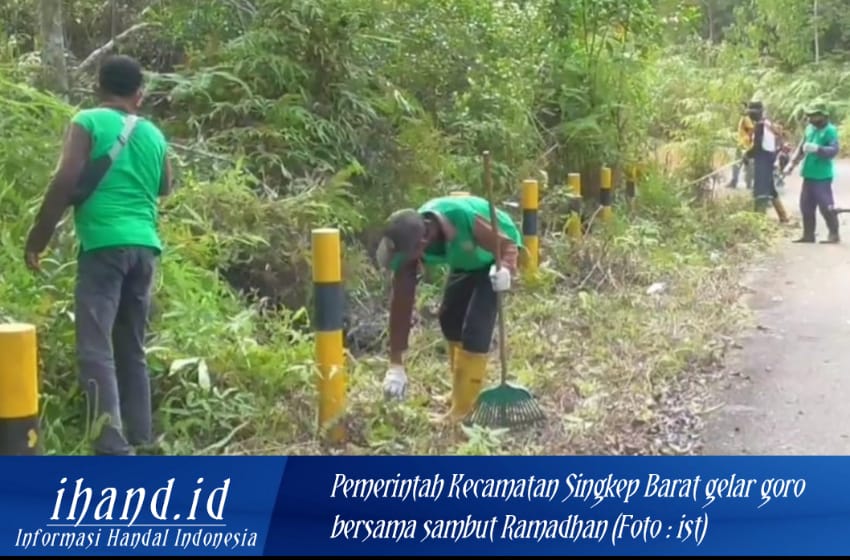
[
  {"left": 803, "top": 142, "right": 819, "bottom": 154},
  {"left": 382, "top": 365, "right": 407, "bottom": 400},
  {"left": 489, "top": 264, "right": 511, "bottom": 292}
]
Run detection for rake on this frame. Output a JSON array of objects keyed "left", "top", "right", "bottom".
[{"left": 465, "top": 150, "right": 545, "bottom": 429}]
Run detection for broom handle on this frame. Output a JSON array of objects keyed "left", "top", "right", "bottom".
[{"left": 482, "top": 151, "right": 509, "bottom": 386}]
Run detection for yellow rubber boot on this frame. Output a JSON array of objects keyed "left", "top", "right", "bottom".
[
  {"left": 445, "top": 349, "right": 490, "bottom": 423},
  {"left": 448, "top": 341, "right": 461, "bottom": 372}
]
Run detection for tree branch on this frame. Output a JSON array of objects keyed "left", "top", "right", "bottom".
[{"left": 73, "top": 21, "right": 158, "bottom": 78}]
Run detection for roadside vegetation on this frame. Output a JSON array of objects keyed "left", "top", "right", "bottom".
[{"left": 0, "top": 0, "right": 844, "bottom": 455}]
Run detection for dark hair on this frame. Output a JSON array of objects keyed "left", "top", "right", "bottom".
[
  {"left": 97, "top": 55, "right": 144, "bottom": 98},
  {"left": 383, "top": 209, "right": 426, "bottom": 255}
]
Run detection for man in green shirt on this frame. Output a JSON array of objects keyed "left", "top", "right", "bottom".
[
  {"left": 784, "top": 103, "right": 840, "bottom": 243},
  {"left": 375, "top": 195, "right": 523, "bottom": 423},
  {"left": 24, "top": 55, "right": 172, "bottom": 455}
]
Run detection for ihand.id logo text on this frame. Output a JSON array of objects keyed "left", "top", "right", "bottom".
[{"left": 15, "top": 476, "right": 259, "bottom": 551}]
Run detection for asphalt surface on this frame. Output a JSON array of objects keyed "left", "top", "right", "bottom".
[{"left": 703, "top": 160, "right": 850, "bottom": 454}]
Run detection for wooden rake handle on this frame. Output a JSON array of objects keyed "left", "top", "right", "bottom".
[{"left": 482, "top": 150, "right": 509, "bottom": 385}]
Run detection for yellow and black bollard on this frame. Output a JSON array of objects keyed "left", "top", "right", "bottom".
[
  {"left": 0, "top": 323, "right": 41, "bottom": 455},
  {"left": 600, "top": 166, "right": 613, "bottom": 222},
  {"left": 567, "top": 173, "right": 582, "bottom": 197},
  {"left": 312, "top": 228, "right": 347, "bottom": 444},
  {"left": 565, "top": 173, "right": 583, "bottom": 239},
  {"left": 520, "top": 179, "right": 539, "bottom": 274}
]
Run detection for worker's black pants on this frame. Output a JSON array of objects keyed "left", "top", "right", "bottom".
[
  {"left": 800, "top": 179, "right": 839, "bottom": 237},
  {"left": 438, "top": 267, "right": 497, "bottom": 354}
]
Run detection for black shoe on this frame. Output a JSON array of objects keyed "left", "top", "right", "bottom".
[
  {"left": 820, "top": 233, "right": 841, "bottom": 244},
  {"left": 793, "top": 236, "right": 815, "bottom": 243}
]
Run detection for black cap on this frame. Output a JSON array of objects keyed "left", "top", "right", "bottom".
[{"left": 375, "top": 209, "right": 426, "bottom": 269}]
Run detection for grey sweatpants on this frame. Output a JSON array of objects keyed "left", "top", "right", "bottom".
[
  {"left": 75, "top": 247, "right": 157, "bottom": 455},
  {"left": 800, "top": 179, "right": 839, "bottom": 237}
]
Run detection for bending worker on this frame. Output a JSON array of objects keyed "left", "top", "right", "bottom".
[{"left": 375, "top": 194, "right": 523, "bottom": 423}]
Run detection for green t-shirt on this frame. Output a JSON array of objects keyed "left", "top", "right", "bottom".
[
  {"left": 390, "top": 195, "right": 523, "bottom": 272},
  {"left": 801, "top": 123, "right": 838, "bottom": 181},
  {"left": 71, "top": 107, "right": 168, "bottom": 253}
]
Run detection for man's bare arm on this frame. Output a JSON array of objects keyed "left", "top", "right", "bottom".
[
  {"left": 159, "top": 153, "right": 173, "bottom": 197},
  {"left": 25, "top": 123, "right": 91, "bottom": 255},
  {"left": 388, "top": 260, "right": 418, "bottom": 365},
  {"left": 472, "top": 215, "right": 519, "bottom": 274}
]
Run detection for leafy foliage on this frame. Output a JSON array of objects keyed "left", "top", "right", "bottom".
[{"left": 0, "top": 0, "right": 813, "bottom": 455}]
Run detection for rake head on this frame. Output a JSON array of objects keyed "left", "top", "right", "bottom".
[{"left": 465, "top": 383, "right": 545, "bottom": 429}]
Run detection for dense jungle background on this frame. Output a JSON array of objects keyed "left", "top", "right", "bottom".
[{"left": 1, "top": 0, "right": 848, "bottom": 455}]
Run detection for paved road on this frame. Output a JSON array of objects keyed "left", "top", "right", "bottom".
[{"left": 703, "top": 159, "right": 850, "bottom": 454}]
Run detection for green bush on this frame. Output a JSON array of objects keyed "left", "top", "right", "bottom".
[{"left": 0, "top": 0, "right": 794, "bottom": 456}]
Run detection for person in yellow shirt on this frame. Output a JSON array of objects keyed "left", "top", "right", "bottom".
[{"left": 727, "top": 102, "right": 755, "bottom": 190}]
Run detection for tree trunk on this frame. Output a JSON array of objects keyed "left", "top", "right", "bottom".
[
  {"left": 704, "top": 1, "right": 715, "bottom": 43},
  {"left": 38, "top": 0, "right": 69, "bottom": 95},
  {"left": 813, "top": 0, "right": 820, "bottom": 63}
]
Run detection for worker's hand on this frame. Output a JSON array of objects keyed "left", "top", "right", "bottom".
[
  {"left": 489, "top": 264, "right": 511, "bottom": 292},
  {"left": 382, "top": 364, "right": 408, "bottom": 401},
  {"left": 783, "top": 163, "right": 795, "bottom": 176},
  {"left": 803, "top": 142, "right": 819, "bottom": 154},
  {"left": 501, "top": 244, "right": 519, "bottom": 276}
]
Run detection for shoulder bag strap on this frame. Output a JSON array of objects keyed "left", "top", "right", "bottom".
[
  {"left": 108, "top": 114, "right": 140, "bottom": 161},
  {"left": 72, "top": 114, "right": 141, "bottom": 209}
]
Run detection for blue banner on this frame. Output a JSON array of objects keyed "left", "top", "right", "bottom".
[
  {"left": 2, "top": 457, "right": 285, "bottom": 556},
  {"left": 1, "top": 456, "right": 848, "bottom": 555}
]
